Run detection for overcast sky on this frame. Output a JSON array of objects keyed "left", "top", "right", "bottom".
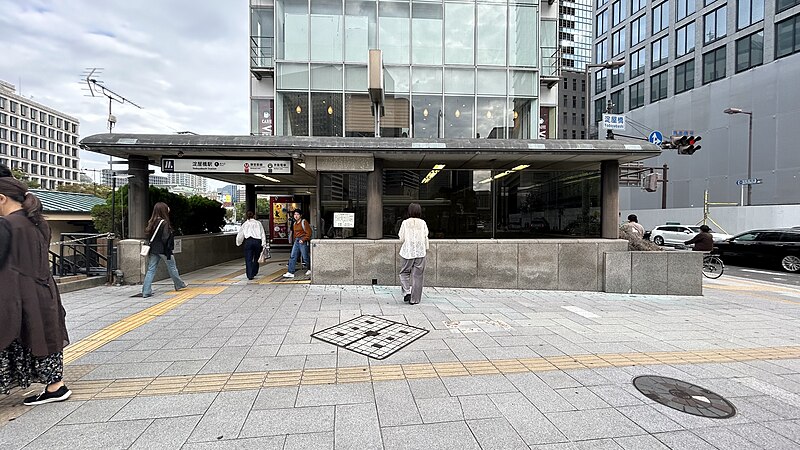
[{"left": 0, "top": 0, "right": 249, "bottom": 185}]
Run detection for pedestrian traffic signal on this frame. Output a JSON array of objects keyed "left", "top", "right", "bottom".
[{"left": 673, "top": 135, "right": 702, "bottom": 155}]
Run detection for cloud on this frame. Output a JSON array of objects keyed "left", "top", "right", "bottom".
[{"left": 0, "top": 0, "right": 249, "bottom": 185}]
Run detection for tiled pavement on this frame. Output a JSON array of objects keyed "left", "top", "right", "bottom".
[{"left": 1, "top": 257, "right": 799, "bottom": 449}]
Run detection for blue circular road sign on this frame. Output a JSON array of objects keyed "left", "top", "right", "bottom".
[{"left": 648, "top": 131, "right": 663, "bottom": 145}]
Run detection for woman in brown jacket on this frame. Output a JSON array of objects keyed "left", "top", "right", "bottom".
[{"left": 0, "top": 176, "right": 71, "bottom": 405}]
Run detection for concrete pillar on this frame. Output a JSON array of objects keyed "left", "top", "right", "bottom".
[
  {"left": 245, "top": 184, "right": 256, "bottom": 215},
  {"left": 366, "top": 158, "right": 383, "bottom": 240},
  {"left": 600, "top": 160, "right": 620, "bottom": 239},
  {"left": 127, "top": 155, "right": 150, "bottom": 239}
]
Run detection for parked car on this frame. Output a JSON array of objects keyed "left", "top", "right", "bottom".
[
  {"left": 648, "top": 225, "right": 733, "bottom": 247},
  {"left": 714, "top": 228, "right": 800, "bottom": 273}
]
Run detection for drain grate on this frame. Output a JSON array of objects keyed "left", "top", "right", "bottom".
[
  {"left": 633, "top": 375, "right": 736, "bottom": 419},
  {"left": 311, "top": 315, "right": 428, "bottom": 360}
]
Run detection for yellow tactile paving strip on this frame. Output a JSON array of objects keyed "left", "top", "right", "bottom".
[
  {"left": 705, "top": 279, "right": 800, "bottom": 305},
  {"left": 257, "top": 268, "right": 311, "bottom": 285},
  {"left": 52, "top": 345, "right": 800, "bottom": 401},
  {"left": 195, "top": 268, "right": 248, "bottom": 284},
  {"left": 63, "top": 286, "right": 228, "bottom": 365}
]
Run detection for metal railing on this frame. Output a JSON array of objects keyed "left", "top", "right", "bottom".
[
  {"left": 49, "top": 233, "right": 114, "bottom": 277},
  {"left": 541, "top": 46, "right": 562, "bottom": 79},
  {"left": 250, "top": 36, "right": 274, "bottom": 69}
]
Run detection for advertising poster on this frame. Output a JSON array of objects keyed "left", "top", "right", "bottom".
[{"left": 268, "top": 196, "right": 299, "bottom": 245}]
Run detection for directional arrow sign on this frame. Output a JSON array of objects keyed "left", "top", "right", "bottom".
[
  {"left": 648, "top": 131, "right": 663, "bottom": 145},
  {"left": 736, "top": 178, "right": 763, "bottom": 186}
]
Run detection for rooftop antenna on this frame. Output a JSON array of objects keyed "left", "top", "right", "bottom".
[{"left": 81, "top": 68, "right": 142, "bottom": 133}]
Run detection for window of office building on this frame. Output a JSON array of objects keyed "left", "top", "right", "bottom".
[
  {"left": 652, "top": 35, "right": 669, "bottom": 68},
  {"left": 596, "top": 39, "right": 608, "bottom": 63},
  {"left": 675, "top": 59, "right": 695, "bottom": 93},
  {"left": 677, "top": 0, "right": 696, "bottom": 21},
  {"left": 477, "top": 3, "right": 507, "bottom": 65},
  {"left": 677, "top": 22, "right": 696, "bottom": 56},
  {"left": 736, "top": 31, "right": 764, "bottom": 72},
  {"left": 596, "top": 10, "right": 609, "bottom": 37},
  {"left": 703, "top": 46, "right": 727, "bottom": 83},
  {"left": 737, "top": 0, "right": 764, "bottom": 30},
  {"left": 650, "top": 71, "right": 668, "bottom": 102},
  {"left": 631, "top": 15, "right": 647, "bottom": 45},
  {"left": 611, "top": 66, "right": 626, "bottom": 86},
  {"left": 412, "top": 2, "right": 443, "bottom": 65},
  {"left": 776, "top": 15, "right": 800, "bottom": 58},
  {"left": 610, "top": 90, "right": 624, "bottom": 113},
  {"left": 594, "top": 97, "right": 606, "bottom": 126},
  {"left": 630, "top": 47, "right": 646, "bottom": 78},
  {"left": 778, "top": 0, "right": 800, "bottom": 13},
  {"left": 277, "top": 0, "right": 309, "bottom": 61},
  {"left": 612, "top": 29, "right": 626, "bottom": 56},
  {"left": 595, "top": 70, "right": 607, "bottom": 93},
  {"left": 508, "top": 5, "right": 537, "bottom": 67},
  {"left": 310, "top": 0, "right": 344, "bottom": 62},
  {"left": 653, "top": 2, "right": 670, "bottom": 34},
  {"left": 598, "top": 0, "right": 610, "bottom": 7},
  {"left": 380, "top": 2, "right": 410, "bottom": 64},
  {"left": 343, "top": 1, "right": 376, "bottom": 63},
  {"left": 632, "top": 0, "right": 646, "bottom": 14},
  {"left": 629, "top": 81, "right": 645, "bottom": 109},
  {"left": 612, "top": 0, "right": 627, "bottom": 25},
  {"left": 444, "top": 3, "right": 474, "bottom": 65}
]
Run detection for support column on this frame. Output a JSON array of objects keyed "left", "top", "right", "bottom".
[
  {"left": 245, "top": 184, "right": 256, "bottom": 216},
  {"left": 127, "top": 155, "right": 150, "bottom": 239},
  {"left": 600, "top": 160, "right": 620, "bottom": 239},
  {"left": 366, "top": 158, "right": 383, "bottom": 240}
]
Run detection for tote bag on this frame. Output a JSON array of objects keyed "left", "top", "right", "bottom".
[{"left": 140, "top": 220, "right": 164, "bottom": 256}]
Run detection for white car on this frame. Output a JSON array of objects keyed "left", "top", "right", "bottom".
[{"left": 649, "top": 225, "right": 733, "bottom": 247}]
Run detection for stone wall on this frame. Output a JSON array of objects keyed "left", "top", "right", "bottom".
[
  {"left": 311, "top": 239, "right": 630, "bottom": 292},
  {"left": 604, "top": 251, "right": 703, "bottom": 296},
  {"left": 117, "top": 233, "right": 241, "bottom": 285}
]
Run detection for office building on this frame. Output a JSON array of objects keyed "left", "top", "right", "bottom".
[
  {"left": 592, "top": 0, "right": 800, "bottom": 208},
  {"left": 0, "top": 80, "right": 81, "bottom": 190},
  {"left": 101, "top": 169, "right": 169, "bottom": 187},
  {"left": 559, "top": 0, "right": 593, "bottom": 139}
]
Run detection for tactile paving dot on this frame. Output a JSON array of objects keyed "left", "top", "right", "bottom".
[{"left": 311, "top": 315, "right": 428, "bottom": 360}]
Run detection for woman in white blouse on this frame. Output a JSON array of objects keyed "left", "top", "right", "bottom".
[
  {"left": 236, "top": 211, "right": 267, "bottom": 280},
  {"left": 398, "top": 203, "right": 429, "bottom": 304}
]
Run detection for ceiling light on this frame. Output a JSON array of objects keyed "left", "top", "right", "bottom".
[
  {"left": 513, "top": 111, "right": 519, "bottom": 120},
  {"left": 295, "top": 105, "right": 302, "bottom": 114},
  {"left": 327, "top": 105, "right": 333, "bottom": 115},
  {"left": 421, "top": 164, "right": 446, "bottom": 184},
  {"left": 298, "top": 162, "right": 306, "bottom": 168},
  {"left": 455, "top": 109, "right": 461, "bottom": 118},
  {"left": 486, "top": 110, "right": 492, "bottom": 119},
  {"left": 423, "top": 108, "right": 429, "bottom": 117}
]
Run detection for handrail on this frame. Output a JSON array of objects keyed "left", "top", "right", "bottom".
[
  {"left": 250, "top": 36, "right": 274, "bottom": 68},
  {"left": 51, "top": 233, "right": 113, "bottom": 277}
]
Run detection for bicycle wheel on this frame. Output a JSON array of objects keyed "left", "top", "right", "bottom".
[{"left": 702, "top": 256, "right": 724, "bottom": 279}]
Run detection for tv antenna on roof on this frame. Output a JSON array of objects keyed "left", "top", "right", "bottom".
[{"left": 81, "top": 68, "right": 142, "bottom": 133}]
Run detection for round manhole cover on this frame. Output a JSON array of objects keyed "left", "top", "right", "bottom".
[{"left": 633, "top": 376, "right": 736, "bottom": 419}]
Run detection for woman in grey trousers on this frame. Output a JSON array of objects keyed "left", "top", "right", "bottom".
[{"left": 398, "top": 203, "right": 429, "bottom": 304}]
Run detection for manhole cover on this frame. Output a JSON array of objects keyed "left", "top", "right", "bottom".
[
  {"left": 633, "top": 376, "right": 736, "bottom": 419},
  {"left": 311, "top": 315, "right": 428, "bottom": 360}
]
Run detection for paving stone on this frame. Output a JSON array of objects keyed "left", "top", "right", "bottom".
[
  {"left": 112, "top": 393, "right": 218, "bottom": 421},
  {"left": 239, "top": 406, "right": 334, "bottom": 437},
  {"left": 59, "top": 398, "right": 131, "bottom": 425},
  {"left": 763, "top": 420, "right": 800, "bottom": 444},
  {"left": 441, "top": 374, "right": 517, "bottom": 396},
  {"left": 467, "top": 418, "right": 528, "bottom": 450},
  {"left": 25, "top": 419, "right": 152, "bottom": 450},
  {"left": 490, "top": 392, "right": 567, "bottom": 445},
  {"left": 588, "top": 385, "right": 646, "bottom": 408},
  {"left": 81, "top": 361, "right": 172, "bottom": 380},
  {"left": 199, "top": 346, "right": 249, "bottom": 374},
  {"left": 130, "top": 415, "right": 202, "bottom": 449},
  {"left": 188, "top": 390, "right": 258, "bottom": 442},
  {"left": 296, "top": 383, "right": 374, "bottom": 407},
  {"left": 556, "top": 386, "right": 610, "bottom": 410},
  {"left": 415, "top": 397, "right": 464, "bottom": 423},
  {"left": 374, "top": 380, "right": 422, "bottom": 427},
  {"left": 381, "top": 421, "right": 480, "bottom": 450},
  {"left": 617, "top": 404, "right": 684, "bottom": 433},
  {"left": 252, "top": 386, "right": 299, "bottom": 410},
  {"left": 181, "top": 436, "right": 286, "bottom": 449},
  {"left": 546, "top": 408, "right": 646, "bottom": 441},
  {"left": 335, "top": 403, "right": 383, "bottom": 450},
  {"left": 408, "top": 378, "right": 450, "bottom": 400},
  {"left": 652, "top": 430, "right": 718, "bottom": 450},
  {"left": 613, "top": 434, "right": 670, "bottom": 450},
  {"left": 459, "top": 395, "right": 503, "bottom": 420},
  {"left": 731, "top": 423, "right": 799, "bottom": 449},
  {"left": 0, "top": 400, "right": 82, "bottom": 449},
  {"left": 284, "top": 431, "right": 334, "bottom": 450},
  {"left": 505, "top": 372, "right": 577, "bottom": 413}
]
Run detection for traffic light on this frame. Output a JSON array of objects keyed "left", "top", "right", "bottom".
[
  {"left": 673, "top": 135, "right": 702, "bottom": 155},
  {"left": 643, "top": 172, "right": 659, "bottom": 192}
]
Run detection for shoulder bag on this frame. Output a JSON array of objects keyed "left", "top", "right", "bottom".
[{"left": 140, "top": 220, "right": 164, "bottom": 257}]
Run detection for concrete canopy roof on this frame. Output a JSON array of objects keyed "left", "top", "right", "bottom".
[{"left": 80, "top": 133, "right": 661, "bottom": 189}]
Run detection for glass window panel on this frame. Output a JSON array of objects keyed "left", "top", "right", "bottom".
[
  {"left": 251, "top": 8, "right": 274, "bottom": 68},
  {"left": 476, "top": 97, "right": 507, "bottom": 139},
  {"left": 345, "top": 0, "right": 377, "bottom": 63},
  {"left": 675, "top": 59, "right": 695, "bottom": 93},
  {"left": 412, "top": 2, "right": 443, "bottom": 65},
  {"left": 444, "top": 96, "right": 474, "bottom": 138},
  {"left": 477, "top": 4, "right": 507, "bottom": 65},
  {"left": 311, "top": 0, "right": 344, "bottom": 62},
  {"left": 612, "top": 0, "right": 627, "bottom": 26},
  {"left": 311, "top": 92, "right": 344, "bottom": 136},
  {"left": 320, "top": 173, "right": 368, "bottom": 238},
  {"left": 276, "top": 91, "right": 309, "bottom": 136},
  {"left": 610, "top": 90, "right": 624, "bottom": 113},
  {"left": 444, "top": 2, "right": 474, "bottom": 65},
  {"left": 477, "top": 69, "right": 507, "bottom": 96},
  {"left": 509, "top": 71, "right": 537, "bottom": 97},
  {"left": 412, "top": 95, "right": 443, "bottom": 138},
  {"left": 509, "top": 97, "right": 535, "bottom": 139},
  {"left": 596, "top": 39, "right": 608, "bottom": 63},
  {"left": 278, "top": 0, "right": 309, "bottom": 61},
  {"left": 382, "top": 93, "right": 411, "bottom": 137},
  {"left": 385, "top": 66, "right": 410, "bottom": 93},
  {"left": 411, "top": 67, "right": 443, "bottom": 93},
  {"left": 311, "top": 64, "right": 343, "bottom": 90},
  {"left": 345, "top": 65, "right": 367, "bottom": 91},
  {"left": 277, "top": 63, "right": 309, "bottom": 89},
  {"left": 631, "top": 15, "right": 646, "bottom": 45},
  {"left": 379, "top": 2, "right": 410, "bottom": 64},
  {"left": 444, "top": 68, "right": 475, "bottom": 95},
  {"left": 251, "top": 99, "right": 275, "bottom": 135},
  {"left": 596, "top": 11, "right": 608, "bottom": 37},
  {"left": 509, "top": 5, "right": 537, "bottom": 66}
]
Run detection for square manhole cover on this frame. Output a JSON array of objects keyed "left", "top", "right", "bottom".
[{"left": 311, "top": 315, "right": 428, "bottom": 360}]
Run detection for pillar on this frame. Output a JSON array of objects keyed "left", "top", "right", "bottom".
[
  {"left": 245, "top": 184, "right": 256, "bottom": 216},
  {"left": 366, "top": 158, "right": 383, "bottom": 240},
  {"left": 600, "top": 160, "right": 620, "bottom": 239},
  {"left": 127, "top": 155, "right": 150, "bottom": 239}
]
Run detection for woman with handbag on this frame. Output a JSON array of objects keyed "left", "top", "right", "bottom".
[
  {"left": 236, "top": 210, "right": 267, "bottom": 280},
  {"left": 0, "top": 175, "right": 71, "bottom": 405},
  {"left": 141, "top": 202, "right": 187, "bottom": 298},
  {"left": 398, "top": 203, "right": 429, "bottom": 305}
]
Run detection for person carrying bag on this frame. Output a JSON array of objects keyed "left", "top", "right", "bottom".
[
  {"left": 140, "top": 202, "right": 187, "bottom": 298},
  {"left": 236, "top": 211, "right": 268, "bottom": 280}
]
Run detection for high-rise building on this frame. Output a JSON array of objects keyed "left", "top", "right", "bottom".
[
  {"left": 592, "top": 0, "right": 800, "bottom": 208},
  {"left": 558, "top": 0, "right": 593, "bottom": 139},
  {"left": 0, "top": 80, "right": 81, "bottom": 190},
  {"left": 249, "top": 0, "right": 560, "bottom": 141},
  {"left": 101, "top": 169, "right": 168, "bottom": 187},
  {"left": 166, "top": 172, "right": 208, "bottom": 193}
]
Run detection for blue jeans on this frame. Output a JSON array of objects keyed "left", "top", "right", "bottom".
[
  {"left": 142, "top": 253, "right": 186, "bottom": 297},
  {"left": 287, "top": 239, "right": 309, "bottom": 273}
]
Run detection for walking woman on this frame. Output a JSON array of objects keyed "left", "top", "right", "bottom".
[
  {"left": 398, "top": 203, "right": 429, "bottom": 304},
  {"left": 141, "top": 202, "right": 187, "bottom": 298},
  {"left": 236, "top": 210, "right": 267, "bottom": 280},
  {"left": 0, "top": 175, "right": 71, "bottom": 405}
]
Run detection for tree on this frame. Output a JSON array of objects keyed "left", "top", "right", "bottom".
[
  {"left": 57, "top": 183, "right": 112, "bottom": 198},
  {"left": 11, "top": 168, "right": 40, "bottom": 189}
]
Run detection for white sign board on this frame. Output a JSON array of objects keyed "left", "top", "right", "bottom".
[
  {"left": 161, "top": 158, "right": 292, "bottom": 175},
  {"left": 333, "top": 212, "right": 355, "bottom": 228},
  {"left": 736, "top": 178, "right": 763, "bottom": 186},
  {"left": 173, "top": 239, "right": 182, "bottom": 254},
  {"left": 602, "top": 114, "right": 626, "bottom": 130}
]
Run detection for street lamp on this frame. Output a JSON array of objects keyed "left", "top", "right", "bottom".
[
  {"left": 724, "top": 107, "right": 754, "bottom": 206},
  {"left": 585, "top": 60, "right": 625, "bottom": 138}
]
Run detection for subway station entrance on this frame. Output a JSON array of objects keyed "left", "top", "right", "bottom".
[{"left": 79, "top": 134, "right": 661, "bottom": 242}]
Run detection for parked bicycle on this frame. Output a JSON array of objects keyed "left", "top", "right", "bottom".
[{"left": 702, "top": 253, "right": 724, "bottom": 279}]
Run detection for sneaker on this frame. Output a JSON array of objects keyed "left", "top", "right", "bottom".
[
  {"left": 283, "top": 272, "right": 295, "bottom": 278},
  {"left": 403, "top": 294, "right": 411, "bottom": 303},
  {"left": 305, "top": 270, "right": 312, "bottom": 276},
  {"left": 23, "top": 386, "right": 71, "bottom": 406}
]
